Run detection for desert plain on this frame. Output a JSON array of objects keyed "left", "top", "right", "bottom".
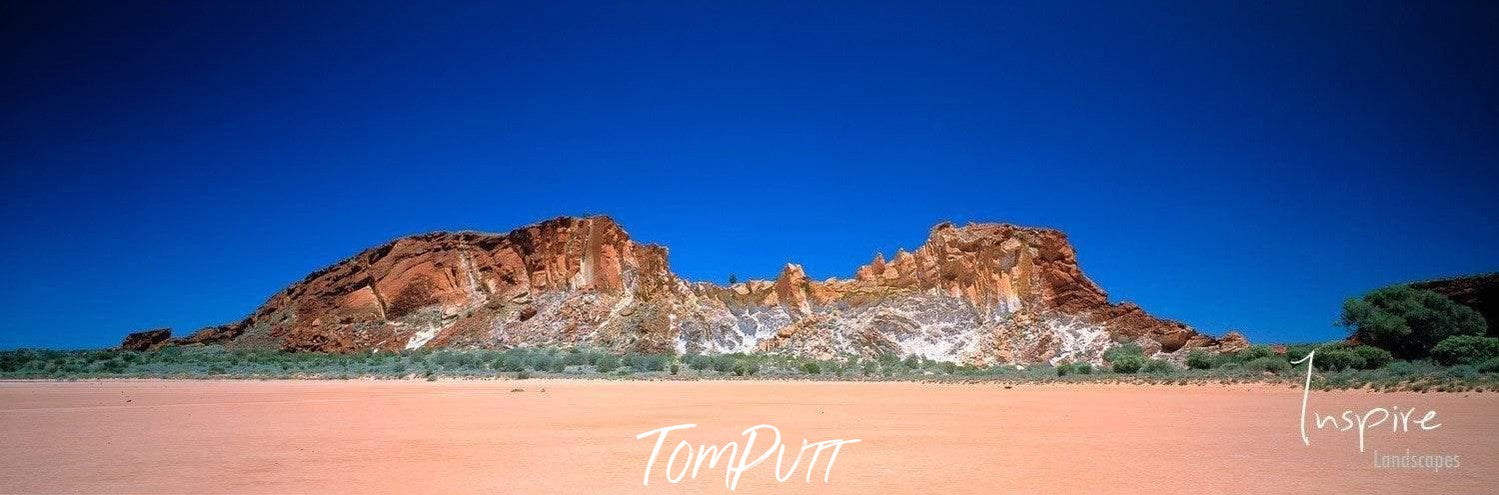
[{"left": 1, "top": 379, "right": 1494, "bottom": 494}]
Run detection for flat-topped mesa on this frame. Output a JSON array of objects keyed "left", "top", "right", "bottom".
[{"left": 166, "top": 216, "right": 1233, "bottom": 365}]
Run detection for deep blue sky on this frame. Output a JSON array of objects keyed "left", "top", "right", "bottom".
[{"left": 3, "top": 1, "right": 1496, "bottom": 349}]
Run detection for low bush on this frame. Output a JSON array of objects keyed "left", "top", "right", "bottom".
[
  {"left": 1232, "top": 345, "right": 1279, "bottom": 363},
  {"left": 561, "top": 349, "right": 591, "bottom": 366},
  {"left": 712, "top": 355, "right": 737, "bottom": 373},
  {"left": 1185, "top": 350, "right": 1214, "bottom": 370},
  {"left": 1477, "top": 357, "right": 1499, "bottom": 374},
  {"left": 594, "top": 354, "right": 621, "bottom": 373},
  {"left": 1350, "top": 345, "right": 1394, "bottom": 369},
  {"left": 495, "top": 355, "right": 525, "bottom": 372},
  {"left": 625, "top": 353, "right": 668, "bottom": 372},
  {"left": 1111, "top": 355, "right": 1144, "bottom": 373},
  {"left": 1103, "top": 344, "right": 1144, "bottom": 363},
  {"left": 732, "top": 360, "right": 759, "bottom": 377},
  {"left": 684, "top": 353, "right": 712, "bottom": 371},
  {"left": 1246, "top": 356, "right": 1291, "bottom": 373},
  {"left": 2, "top": 344, "right": 1494, "bottom": 389},
  {"left": 528, "top": 353, "right": 557, "bottom": 372},
  {"left": 1313, "top": 348, "right": 1365, "bottom": 372},
  {"left": 1382, "top": 360, "right": 1418, "bottom": 377},
  {"left": 1444, "top": 365, "right": 1479, "bottom": 380},
  {"left": 1142, "top": 359, "right": 1175, "bottom": 374},
  {"left": 902, "top": 355, "right": 921, "bottom": 369},
  {"left": 1430, "top": 335, "right": 1499, "bottom": 366}
]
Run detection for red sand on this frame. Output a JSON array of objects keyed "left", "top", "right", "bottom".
[{"left": 1, "top": 380, "right": 1494, "bottom": 494}]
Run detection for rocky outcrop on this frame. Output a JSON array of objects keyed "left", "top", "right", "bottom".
[
  {"left": 668, "top": 221, "right": 1234, "bottom": 364},
  {"left": 180, "top": 216, "right": 677, "bottom": 353},
  {"left": 1411, "top": 273, "right": 1498, "bottom": 336},
  {"left": 1216, "top": 330, "right": 1250, "bottom": 354},
  {"left": 120, "top": 328, "right": 173, "bottom": 351},
  {"left": 168, "top": 215, "right": 1237, "bottom": 364}
]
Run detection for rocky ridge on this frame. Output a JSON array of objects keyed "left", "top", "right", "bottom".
[{"left": 140, "top": 216, "right": 1241, "bottom": 365}]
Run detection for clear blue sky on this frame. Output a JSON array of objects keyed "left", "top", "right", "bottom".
[{"left": 2, "top": 1, "right": 1496, "bottom": 349}]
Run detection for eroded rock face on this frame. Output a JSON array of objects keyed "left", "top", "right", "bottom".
[
  {"left": 173, "top": 215, "right": 1238, "bottom": 364},
  {"left": 121, "top": 328, "right": 172, "bottom": 351},
  {"left": 1217, "top": 330, "right": 1251, "bottom": 354},
  {"left": 182, "top": 216, "right": 677, "bottom": 354}
]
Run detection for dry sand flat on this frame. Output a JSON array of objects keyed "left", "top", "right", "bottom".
[{"left": 0, "top": 380, "right": 1495, "bottom": 494}]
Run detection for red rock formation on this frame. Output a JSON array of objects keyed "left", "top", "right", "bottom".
[
  {"left": 120, "top": 328, "right": 172, "bottom": 351},
  {"left": 168, "top": 216, "right": 1234, "bottom": 363},
  {"left": 1217, "top": 330, "right": 1251, "bottom": 354},
  {"left": 181, "top": 216, "right": 676, "bottom": 353},
  {"left": 738, "top": 222, "right": 1228, "bottom": 362}
]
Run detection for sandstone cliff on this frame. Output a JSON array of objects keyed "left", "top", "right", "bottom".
[{"left": 171, "top": 215, "right": 1236, "bottom": 364}]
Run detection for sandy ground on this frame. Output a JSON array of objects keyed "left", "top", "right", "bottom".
[{"left": 0, "top": 380, "right": 1494, "bottom": 494}]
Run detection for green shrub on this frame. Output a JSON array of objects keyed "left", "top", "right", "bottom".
[
  {"left": 1383, "top": 360, "right": 1418, "bottom": 377},
  {"left": 670, "top": 362, "right": 680, "bottom": 375},
  {"left": 1444, "top": 365, "right": 1479, "bottom": 380},
  {"left": 1073, "top": 363, "right": 1092, "bottom": 375},
  {"left": 1246, "top": 356, "right": 1291, "bottom": 373},
  {"left": 801, "top": 362, "right": 821, "bottom": 375},
  {"left": 1284, "top": 344, "right": 1319, "bottom": 362},
  {"left": 682, "top": 353, "right": 710, "bottom": 371},
  {"left": 1186, "top": 351, "right": 1215, "bottom": 370},
  {"left": 594, "top": 354, "right": 621, "bottom": 373},
  {"left": 1339, "top": 285, "right": 1487, "bottom": 359},
  {"left": 1429, "top": 335, "right": 1499, "bottom": 366},
  {"left": 495, "top": 355, "right": 525, "bottom": 372},
  {"left": 732, "top": 360, "right": 759, "bottom": 377},
  {"left": 625, "top": 353, "right": 668, "bottom": 372},
  {"left": 902, "top": 355, "right": 921, "bottom": 369},
  {"left": 1477, "top": 357, "right": 1499, "bottom": 374},
  {"left": 1103, "top": 344, "right": 1144, "bottom": 363},
  {"left": 1055, "top": 363, "right": 1074, "bottom": 376},
  {"left": 712, "top": 355, "right": 737, "bottom": 373},
  {"left": 1350, "top": 345, "right": 1394, "bottom": 369},
  {"left": 1313, "top": 348, "right": 1365, "bottom": 372},
  {"left": 1231, "top": 345, "right": 1278, "bottom": 363},
  {"left": 1111, "top": 355, "right": 1144, "bottom": 373},
  {"left": 561, "top": 349, "right": 590, "bottom": 366},
  {"left": 1142, "top": 359, "right": 1175, "bottom": 374}
]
